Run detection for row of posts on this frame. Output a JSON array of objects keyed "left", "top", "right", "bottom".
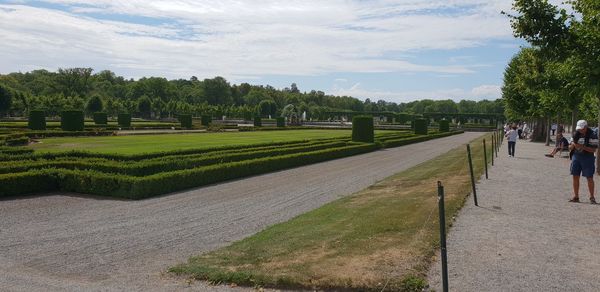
[{"left": 437, "top": 129, "right": 503, "bottom": 292}]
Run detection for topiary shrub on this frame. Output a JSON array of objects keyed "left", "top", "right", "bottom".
[
  {"left": 179, "top": 114, "right": 192, "bottom": 129},
  {"left": 253, "top": 116, "right": 262, "bottom": 127},
  {"left": 61, "top": 110, "right": 84, "bottom": 131},
  {"left": 439, "top": 119, "right": 450, "bottom": 132},
  {"left": 352, "top": 115, "right": 374, "bottom": 143},
  {"left": 414, "top": 118, "right": 428, "bottom": 135},
  {"left": 201, "top": 115, "right": 212, "bottom": 126},
  {"left": 276, "top": 117, "right": 285, "bottom": 127},
  {"left": 118, "top": 113, "right": 131, "bottom": 127},
  {"left": 93, "top": 112, "right": 108, "bottom": 125},
  {"left": 28, "top": 110, "right": 46, "bottom": 130}
]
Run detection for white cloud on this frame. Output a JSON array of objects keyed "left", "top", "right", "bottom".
[
  {"left": 330, "top": 83, "right": 501, "bottom": 103},
  {"left": 0, "top": 1, "right": 515, "bottom": 80}
]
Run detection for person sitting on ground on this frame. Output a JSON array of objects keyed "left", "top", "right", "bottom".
[{"left": 545, "top": 133, "right": 569, "bottom": 157}]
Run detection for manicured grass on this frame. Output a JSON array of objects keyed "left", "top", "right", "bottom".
[
  {"left": 170, "top": 133, "right": 495, "bottom": 291},
  {"left": 31, "top": 130, "right": 395, "bottom": 154}
]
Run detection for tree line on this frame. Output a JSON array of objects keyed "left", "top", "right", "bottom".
[
  {"left": 502, "top": 0, "right": 599, "bottom": 145},
  {"left": 0, "top": 68, "right": 503, "bottom": 120}
]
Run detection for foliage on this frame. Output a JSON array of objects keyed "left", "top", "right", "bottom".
[
  {"left": 0, "top": 85, "right": 12, "bottom": 116},
  {"left": 137, "top": 95, "right": 152, "bottom": 119},
  {"left": 178, "top": 114, "right": 193, "bottom": 129},
  {"left": 117, "top": 113, "right": 131, "bottom": 127},
  {"left": 276, "top": 117, "right": 285, "bottom": 127},
  {"left": 86, "top": 94, "right": 104, "bottom": 114},
  {"left": 414, "top": 119, "right": 428, "bottom": 135},
  {"left": 253, "top": 116, "right": 262, "bottom": 127},
  {"left": 439, "top": 119, "right": 450, "bottom": 132},
  {"left": 351, "top": 115, "right": 374, "bottom": 143},
  {"left": 28, "top": 110, "right": 46, "bottom": 130},
  {"left": 93, "top": 112, "right": 108, "bottom": 125},
  {"left": 60, "top": 110, "right": 84, "bottom": 131},
  {"left": 201, "top": 115, "right": 212, "bottom": 126}
]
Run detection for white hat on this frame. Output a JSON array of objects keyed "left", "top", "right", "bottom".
[{"left": 576, "top": 120, "right": 587, "bottom": 130}]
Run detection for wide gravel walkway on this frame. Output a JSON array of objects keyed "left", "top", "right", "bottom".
[
  {"left": 1, "top": 132, "right": 483, "bottom": 292},
  {"left": 428, "top": 138, "right": 600, "bottom": 291}
]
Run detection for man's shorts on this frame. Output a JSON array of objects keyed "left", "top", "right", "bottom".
[{"left": 571, "top": 154, "right": 595, "bottom": 177}]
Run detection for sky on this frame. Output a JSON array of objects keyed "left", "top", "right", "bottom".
[{"left": 0, "top": 0, "right": 527, "bottom": 103}]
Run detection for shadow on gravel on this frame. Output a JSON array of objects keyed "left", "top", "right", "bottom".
[{"left": 0, "top": 192, "right": 132, "bottom": 202}]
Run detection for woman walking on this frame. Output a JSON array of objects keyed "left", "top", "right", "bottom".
[{"left": 505, "top": 124, "right": 518, "bottom": 157}]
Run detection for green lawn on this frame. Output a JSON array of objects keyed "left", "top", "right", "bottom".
[
  {"left": 170, "top": 133, "right": 494, "bottom": 290},
  {"left": 30, "top": 130, "right": 392, "bottom": 154}
]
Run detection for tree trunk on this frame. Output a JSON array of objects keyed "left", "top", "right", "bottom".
[{"left": 530, "top": 117, "right": 547, "bottom": 142}]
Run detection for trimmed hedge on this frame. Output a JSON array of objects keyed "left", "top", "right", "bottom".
[
  {"left": 0, "top": 147, "right": 34, "bottom": 155},
  {"left": 5, "top": 136, "right": 29, "bottom": 146},
  {"left": 118, "top": 113, "right": 131, "bottom": 127},
  {"left": 382, "top": 130, "right": 463, "bottom": 148},
  {"left": 28, "top": 110, "right": 46, "bottom": 130},
  {"left": 93, "top": 112, "right": 108, "bottom": 125},
  {"left": 439, "top": 120, "right": 450, "bottom": 132},
  {"left": 276, "top": 117, "right": 285, "bottom": 127},
  {"left": 414, "top": 118, "right": 428, "bottom": 135},
  {"left": 352, "top": 115, "right": 374, "bottom": 143},
  {"left": 201, "top": 115, "right": 212, "bottom": 126},
  {"left": 179, "top": 114, "right": 193, "bottom": 129},
  {"left": 61, "top": 110, "right": 85, "bottom": 131},
  {"left": 0, "top": 141, "right": 348, "bottom": 176},
  {"left": 0, "top": 143, "right": 378, "bottom": 198},
  {"left": 253, "top": 116, "right": 262, "bottom": 127}
]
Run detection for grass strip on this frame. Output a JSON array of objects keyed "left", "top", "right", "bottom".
[{"left": 169, "top": 132, "right": 493, "bottom": 291}]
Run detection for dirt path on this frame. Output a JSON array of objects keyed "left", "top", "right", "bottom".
[
  {"left": 0, "top": 132, "right": 483, "bottom": 292},
  {"left": 428, "top": 138, "right": 600, "bottom": 291}
]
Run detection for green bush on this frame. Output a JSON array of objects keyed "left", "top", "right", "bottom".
[
  {"left": 201, "top": 115, "right": 212, "bottom": 126},
  {"left": 5, "top": 136, "right": 29, "bottom": 146},
  {"left": 61, "top": 110, "right": 84, "bottom": 131},
  {"left": 118, "top": 113, "right": 131, "bottom": 127},
  {"left": 276, "top": 117, "right": 285, "bottom": 127},
  {"left": 178, "top": 114, "right": 193, "bottom": 129},
  {"left": 414, "top": 118, "right": 428, "bottom": 135},
  {"left": 93, "top": 112, "right": 108, "bottom": 125},
  {"left": 253, "top": 116, "right": 262, "bottom": 127},
  {"left": 0, "top": 146, "right": 34, "bottom": 155},
  {"left": 0, "top": 141, "right": 348, "bottom": 176},
  {"left": 0, "top": 171, "right": 58, "bottom": 198},
  {"left": 439, "top": 120, "right": 450, "bottom": 132},
  {"left": 352, "top": 115, "right": 374, "bottom": 143},
  {"left": 28, "top": 110, "right": 46, "bottom": 130}
]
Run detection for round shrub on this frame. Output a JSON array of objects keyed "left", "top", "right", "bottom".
[
  {"left": 414, "top": 118, "right": 428, "bottom": 135},
  {"left": 439, "top": 119, "right": 450, "bottom": 132},
  {"left": 179, "top": 114, "right": 193, "bottom": 129},
  {"left": 276, "top": 117, "right": 285, "bottom": 127},
  {"left": 253, "top": 116, "right": 262, "bottom": 127},
  {"left": 61, "top": 110, "right": 84, "bottom": 131},
  {"left": 352, "top": 115, "right": 374, "bottom": 143},
  {"left": 93, "top": 112, "right": 108, "bottom": 125},
  {"left": 201, "top": 115, "right": 212, "bottom": 126},
  {"left": 118, "top": 113, "right": 131, "bottom": 127},
  {"left": 28, "top": 110, "right": 46, "bottom": 130}
]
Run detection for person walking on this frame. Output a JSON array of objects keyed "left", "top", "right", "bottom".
[
  {"left": 505, "top": 124, "right": 518, "bottom": 157},
  {"left": 569, "top": 120, "right": 598, "bottom": 204}
]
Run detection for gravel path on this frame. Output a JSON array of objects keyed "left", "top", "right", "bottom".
[
  {"left": 428, "top": 138, "right": 600, "bottom": 291},
  {"left": 0, "top": 132, "right": 483, "bottom": 292}
]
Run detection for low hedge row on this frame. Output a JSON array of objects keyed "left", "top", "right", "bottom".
[
  {"left": 0, "top": 137, "right": 349, "bottom": 162},
  {"left": 381, "top": 130, "right": 464, "bottom": 148},
  {"left": 0, "top": 147, "right": 34, "bottom": 155},
  {"left": 5, "top": 136, "right": 29, "bottom": 146},
  {"left": 1, "top": 141, "right": 348, "bottom": 176},
  {"left": 0, "top": 143, "right": 379, "bottom": 198}
]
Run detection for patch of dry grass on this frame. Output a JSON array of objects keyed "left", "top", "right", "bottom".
[{"left": 170, "top": 133, "right": 495, "bottom": 291}]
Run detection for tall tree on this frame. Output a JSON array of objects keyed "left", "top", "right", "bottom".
[{"left": 0, "top": 85, "right": 12, "bottom": 117}]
